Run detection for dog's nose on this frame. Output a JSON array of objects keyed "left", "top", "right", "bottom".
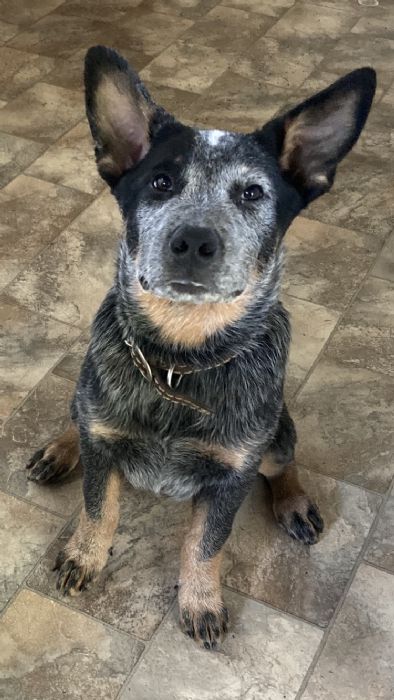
[{"left": 169, "top": 226, "right": 222, "bottom": 265}]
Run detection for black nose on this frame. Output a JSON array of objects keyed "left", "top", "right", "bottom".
[{"left": 169, "top": 226, "right": 222, "bottom": 264}]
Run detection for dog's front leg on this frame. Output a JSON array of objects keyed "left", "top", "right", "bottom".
[
  {"left": 55, "top": 437, "right": 121, "bottom": 596},
  {"left": 179, "top": 477, "right": 249, "bottom": 649}
]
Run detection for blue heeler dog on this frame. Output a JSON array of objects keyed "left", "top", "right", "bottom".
[{"left": 27, "top": 46, "right": 376, "bottom": 649}]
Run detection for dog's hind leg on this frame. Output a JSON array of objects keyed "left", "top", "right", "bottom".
[
  {"left": 259, "top": 404, "right": 324, "bottom": 545},
  {"left": 26, "top": 423, "right": 80, "bottom": 483}
]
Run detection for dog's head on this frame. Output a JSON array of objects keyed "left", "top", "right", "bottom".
[{"left": 85, "top": 46, "right": 375, "bottom": 337}]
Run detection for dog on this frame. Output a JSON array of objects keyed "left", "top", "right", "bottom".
[{"left": 26, "top": 46, "right": 376, "bottom": 650}]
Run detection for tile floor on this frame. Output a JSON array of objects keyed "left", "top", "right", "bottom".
[{"left": 0, "top": 1, "right": 393, "bottom": 698}]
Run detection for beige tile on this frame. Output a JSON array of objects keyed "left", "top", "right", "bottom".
[
  {"left": 298, "top": 68, "right": 384, "bottom": 104},
  {"left": 53, "top": 333, "right": 89, "bottom": 382},
  {"left": 267, "top": 3, "right": 357, "bottom": 45},
  {"left": 325, "top": 277, "right": 394, "bottom": 377},
  {"left": 354, "top": 103, "right": 394, "bottom": 163},
  {"left": 302, "top": 564, "right": 394, "bottom": 700},
  {"left": 351, "top": 14, "right": 394, "bottom": 39},
  {"left": 0, "top": 297, "right": 80, "bottom": 423},
  {"left": 0, "top": 131, "right": 45, "bottom": 190},
  {"left": 0, "top": 0, "right": 64, "bottom": 26},
  {"left": 283, "top": 217, "right": 378, "bottom": 311},
  {"left": 0, "top": 175, "right": 92, "bottom": 282},
  {"left": 140, "top": 40, "right": 230, "bottom": 94},
  {"left": 283, "top": 294, "right": 340, "bottom": 398},
  {"left": 182, "top": 71, "right": 291, "bottom": 131},
  {"left": 52, "top": 0, "right": 143, "bottom": 22},
  {"left": 365, "top": 489, "right": 394, "bottom": 573},
  {"left": 67, "top": 189, "right": 123, "bottom": 237},
  {"left": 8, "top": 13, "right": 109, "bottom": 58},
  {"left": 142, "top": 0, "right": 218, "bottom": 19},
  {"left": 324, "top": 34, "right": 394, "bottom": 89},
  {"left": 181, "top": 6, "right": 273, "bottom": 53},
  {"left": 120, "top": 589, "right": 322, "bottom": 700},
  {"left": 0, "top": 82, "right": 85, "bottom": 143},
  {"left": 0, "top": 589, "right": 143, "bottom": 700},
  {"left": 221, "top": 0, "right": 295, "bottom": 18},
  {"left": 28, "top": 486, "right": 190, "bottom": 640},
  {"left": 0, "top": 372, "right": 82, "bottom": 515},
  {"left": 6, "top": 215, "right": 119, "bottom": 328},
  {"left": 306, "top": 153, "right": 394, "bottom": 241},
  {"left": 115, "top": 10, "right": 194, "bottom": 57},
  {"left": 26, "top": 121, "right": 103, "bottom": 195},
  {"left": 224, "top": 468, "right": 380, "bottom": 627},
  {"left": 382, "top": 81, "right": 394, "bottom": 108},
  {"left": 0, "top": 492, "right": 63, "bottom": 610},
  {"left": 145, "top": 83, "right": 200, "bottom": 123},
  {"left": 0, "top": 19, "right": 18, "bottom": 43},
  {"left": 233, "top": 35, "right": 323, "bottom": 90},
  {"left": 0, "top": 47, "right": 55, "bottom": 101},
  {"left": 293, "top": 359, "right": 394, "bottom": 492},
  {"left": 371, "top": 232, "right": 394, "bottom": 282}
]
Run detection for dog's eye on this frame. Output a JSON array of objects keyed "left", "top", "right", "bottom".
[
  {"left": 152, "top": 174, "right": 173, "bottom": 192},
  {"left": 242, "top": 184, "right": 264, "bottom": 202}
]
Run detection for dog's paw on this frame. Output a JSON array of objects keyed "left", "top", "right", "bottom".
[
  {"left": 26, "top": 429, "right": 79, "bottom": 483},
  {"left": 54, "top": 551, "right": 96, "bottom": 596},
  {"left": 180, "top": 606, "right": 228, "bottom": 650},
  {"left": 274, "top": 495, "right": 324, "bottom": 545}
]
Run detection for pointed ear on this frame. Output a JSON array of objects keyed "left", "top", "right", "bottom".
[
  {"left": 256, "top": 68, "right": 376, "bottom": 204},
  {"left": 84, "top": 46, "right": 172, "bottom": 185}
]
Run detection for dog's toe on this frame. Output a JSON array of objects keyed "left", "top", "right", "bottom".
[
  {"left": 55, "top": 553, "right": 94, "bottom": 596},
  {"left": 181, "top": 607, "right": 228, "bottom": 650},
  {"left": 275, "top": 496, "right": 324, "bottom": 545}
]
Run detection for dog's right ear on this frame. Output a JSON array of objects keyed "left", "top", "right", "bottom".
[{"left": 85, "top": 46, "right": 171, "bottom": 186}]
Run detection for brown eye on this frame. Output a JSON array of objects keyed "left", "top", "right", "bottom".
[
  {"left": 242, "top": 184, "right": 264, "bottom": 201},
  {"left": 152, "top": 174, "right": 173, "bottom": 192}
]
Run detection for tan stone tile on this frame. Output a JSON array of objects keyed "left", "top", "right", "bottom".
[
  {"left": 354, "top": 103, "right": 394, "bottom": 163},
  {"left": 140, "top": 40, "right": 230, "bottom": 94},
  {"left": 283, "top": 217, "right": 378, "bottom": 312},
  {"left": 182, "top": 70, "right": 291, "bottom": 131},
  {"left": 371, "top": 232, "right": 394, "bottom": 282},
  {"left": 0, "top": 82, "right": 84, "bottom": 143},
  {"left": 232, "top": 35, "right": 323, "bottom": 90},
  {"left": 221, "top": 0, "right": 295, "bottom": 18},
  {"left": 382, "top": 81, "right": 394, "bottom": 108},
  {"left": 0, "top": 372, "right": 82, "bottom": 515},
  {"left": 6, "top": 215, "right": 119, "bottom": 328},
  {"left": 305, "top": 153, "right": 394, "bottom": 241},
  {"left": 351, "top": 14, "right": 394, "bottom": 39},
  {"left": 0, "top": 47, "right": 55, "bottom": 101},
  {"left": 0, "top": 131, "right": 45, "bottom": 189},
  {"left": 8, "top": 14, "right": 109, "bottom": 58},
  {"left": 182, "top": 6, "right": 273, "bottom": 53},
  {"left": 26, "top": 121, "right": 103, "bottom": 196},
  {"left": 0, "top": 175, "right": 92, "bottom": 280},
  {"left": 120, "top": 589, "right": 322, "bottom": 700},
  {"left": 143, "top": 0, "right": 218, "bottom": 19},
  {"left": 67, "top": 189, "right": 123, "bottom": 237},
  {"left": 302, "top": 564, "right": 394, "bottom": 700},
  {"left": 52, "top": 0, "right": 144, "bottom": 22},
  {"left": 0, "top": 297, "right": 80, "bottom": 423},
  {"left": 28, "top": 486, "right": 190, "bottom": 640},
  {"left": 325, "top": 277, "right": 394, "bottom": 378},
  {"left": 224, "top": 469, "right": 380, "bottom": 626},
  {"left": 324, "top": 34, "right": 394, "bottom": 89},
  {"left": 0, "top": 19, "right": 18, "bottom": 43},
  {"left": 0, "top": 589, "right": 143, "bottom": 700},
  {"left": 53, "top": 333, "right": 89, "bottom": 382},
  {"left": 145, "top": 83, "right": 200, "bottom": 122},
  {"left": 267, "top": 2, "right": 357, "bottom": 45},
  {"left": 299, "top": 68, "right": 384, "bottom": 103},
  {"left": 365, "top": 489, "right": 394, "bottom": 573},
  {"left": 0, "top": 99, "right": 6, "bottom": 108},
  {"left": 0, "top": 492, "right": 63, "bottom": 610},
  {"left": 283, "top": 295, "right": 340, "bottom": 399},
  {"left": 293, "top": 359, "right": 394, "bottom": 492},
  {"left": 0, "top": 0, "right": 64, "bottom": 26},
  {"left": 115, "top": 10, "right": 194, "bottom": 57}
]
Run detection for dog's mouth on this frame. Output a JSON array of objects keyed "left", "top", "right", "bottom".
[{"left": 137, "top": 275, "right": 244, "bottom": 304}]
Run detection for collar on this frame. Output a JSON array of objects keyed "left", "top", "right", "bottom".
[{"left": 125, "top": 338, "right": 237, "bottom": 415}]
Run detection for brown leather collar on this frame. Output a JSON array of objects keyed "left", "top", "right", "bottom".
[{"left": 125, "top": 339, "right": 236, "bottom": 415}]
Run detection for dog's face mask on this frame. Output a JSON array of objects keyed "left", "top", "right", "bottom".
[{"left": 85, "top": 47, "right": 375, "bottom": 305}]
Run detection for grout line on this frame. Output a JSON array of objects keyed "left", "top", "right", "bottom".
[
  {"left": 0, "top": 484, "right": 76, "bottom": 520},
  {"left": 114, "top": 598, "right": 178, "bottom": 699},
  {"left": 295, "top": 475, "right": 394, "bottom": 699},
  {"left": 362, "top": 559, "right": 394, "bottom": 577},
  {"left": 291, "top": 221, "right": 392, "bottom": 402},
  {"left": 295, "top": 461, "right": 385, "bottom": 498}
]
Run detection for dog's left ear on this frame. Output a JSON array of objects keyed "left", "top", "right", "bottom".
[
  {"left": 255, "top": 67, "right": 376, "bottom": 204},
  {"left": 84, "top": 45, "right": 172, "bottom": 186}
]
